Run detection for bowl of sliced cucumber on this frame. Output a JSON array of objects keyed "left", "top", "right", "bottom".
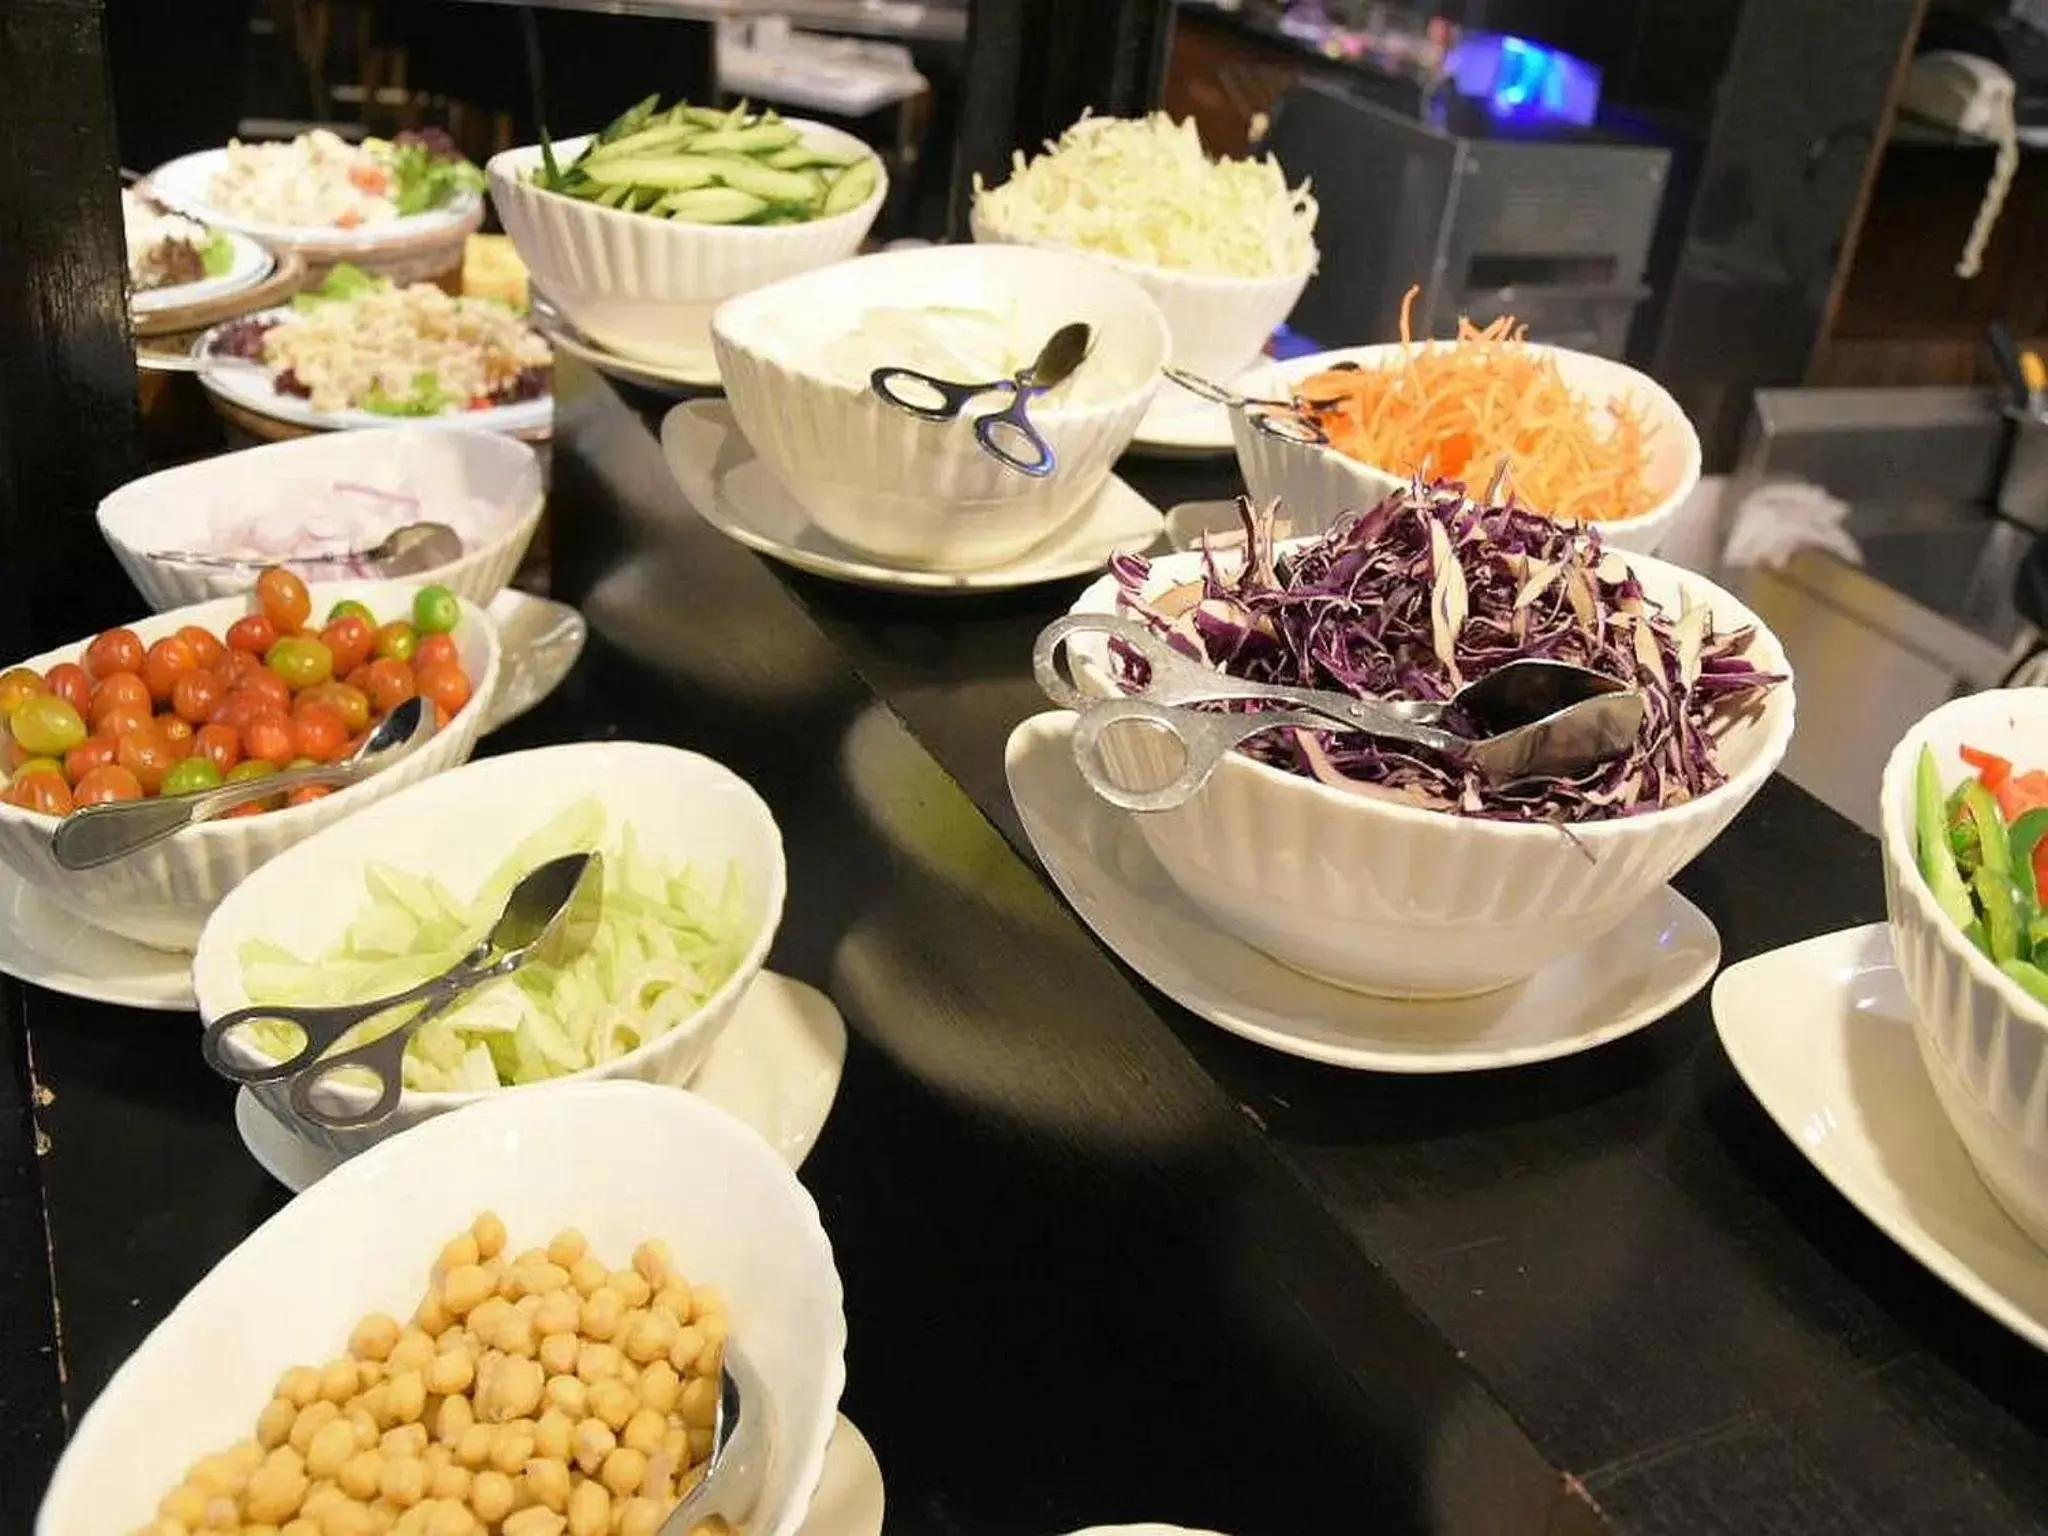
[{"left": 487, "top": 95, "right": 887, "bottom": 375}]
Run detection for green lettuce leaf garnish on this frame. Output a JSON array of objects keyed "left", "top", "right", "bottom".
[
  {"left": 361, "top": 371, "right": 452, "bottom": 417},
  {"left": 200, "top": 230, "right": 236, "bottom": 278}
]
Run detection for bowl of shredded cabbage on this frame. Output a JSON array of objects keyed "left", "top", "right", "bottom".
[
  {"left": 190, "top": 742, "right": 786, "bottom": 1159},
  {"left": 970, "top": 112, "right": 1319, "bottom": 383},
  {"left": 1063, "top": 488, "right": 1794, "bottom": 997}
]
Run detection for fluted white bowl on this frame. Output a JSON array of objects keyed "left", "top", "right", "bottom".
[
  {"left": 1881, "top": 690, "right": 2048, "bottom": 1252},
  {"left": 191, "top": 741, "right": 786, "bottom": 1161},
  {"left": 1064, "top": 545, "right": 1793, "bottom": 996},
  {"left": 1230, "top": 344, "right": 1701, "bottom": 556},
  {"left": 37, "top": 1078, "right": 845, "bottom": 1536},
  {"left": 96, "top": 427, "right": 545, "bottom": 612},
  {"left": 0, "top": 580, "right": 499, "bottom": 951},
  {"left": 710, "top": 242, "right": 1169, "bottom": 571},
  {"left": 488, "top": 127, "right": 886, "bottom": 372},
  {"left": 968, "top": 205, "right": 1312, "bottom": 383}
]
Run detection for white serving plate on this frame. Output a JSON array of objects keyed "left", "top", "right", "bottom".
[
  {"left": 192, "top": 308, "right": 553, "bottom": 437},
  {"left": 1713, "top": 923, "right": 2048, "bottom": 1354},
  {"left": 541, "top": 310, "right": 722, "bottom": 392},
  {"left": 148, "top": 145, "right": 484, "bottom": 250},
  {"left": 131, "top": 227, "right": 274, "bottom": 316},
  {"left": 661, "top": 400, "right": 1164, "bottom": 594}
]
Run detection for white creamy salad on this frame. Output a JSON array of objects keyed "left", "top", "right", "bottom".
[
  {"left": 809, "top": 305, "right": 1105, "bottom": 405},
  {"left": 207, "top": 130, "right": 397, "bottom": 228}
]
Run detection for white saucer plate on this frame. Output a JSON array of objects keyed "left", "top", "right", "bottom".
[
  {"left": 661, "top": 401, "right": 1165, "bottom": 594},
  {"left": 237, "top": 970, "right": 849, "bottom": 1191},
  {"left": 132, "top": 228, "right": 275, "bottom": 317},
  {"left": 803, "top": 1415, "right": 885, "bottom": 1536},
  {"left": 542, "top": 316, "right": 721, "bottom": 393},
  {"left": 478, "top": 588, "right": 586, "bottom": 734},
  {"left": 193, "top": 310, "right": 553, "bottom": 438},
  {"left": 1713, "top": 923, "right": 2048, "bottom": 1353},
  {"left": 1006, "top": 711, "right": 1721, "bottom": 1072}
]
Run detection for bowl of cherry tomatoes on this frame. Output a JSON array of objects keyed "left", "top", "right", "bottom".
[{"left": 0, "top": 567, "right": 500, "bottom": 951}]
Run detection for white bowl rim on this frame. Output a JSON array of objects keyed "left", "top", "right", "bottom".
[
  {"left": 710, "top": 242, "right": 1173, "bottom": 420},
  {"left": 1073, "top": 539, "right": 1795, "bottom": 845},
  {"left": 190, "top": 739, "right": 790, "bottom": 1110},
  {"left": 487, "top": 124, "right": 889, "bottom": 240},
  {"left": 1880, "top": 688, "right": 2048, "bottom": 1032},
  {"left": 0, "top": 583, "right": 501, "bottom": 845},
  {"left": 1237, "top": 339, "right": 1702, "bottom": 537},
  {"left": 970, "top": 199, "right": 1321, "bottom": 290}
]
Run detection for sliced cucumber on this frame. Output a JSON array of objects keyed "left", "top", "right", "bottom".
[
  {"left": 820, "top": 156, "right": 881, "bottom": 216},
  {"left": 579, "top": 154, "right": 723, "bottom": 191},
  {"left": 689, "top": 122, "right": 802, "bottom": 156},
  {"left": 654, "top": 187, "right": 770, "bottom": 225},
  {"left": 703, "top": 156, "right": 823, "bottom": 206},
  {"left": 597, "top": 93, "right": 661, "bottom": 144},
  {"left": 764, "top": 142, "right": 865, "bottom": 171},
  {"left": 585, "top": 123, "right": 699, "bottom": 164}
]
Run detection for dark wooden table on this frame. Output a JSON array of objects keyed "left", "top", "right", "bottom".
[{"left": 8, "top": 358, "right": 2048, "bottom": 1536}]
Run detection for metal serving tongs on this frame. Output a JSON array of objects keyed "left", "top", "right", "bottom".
[
  {"left": 1033, "top": 614, "right": 1645, "bottom": 813},
  {"left": 869, "top": 321, "right": 1092, "bottom": 479},
  {"left": 1161, "top": 366, "right": 1328, "bottom": 447},
  {"left": 199, "top": 851, "right": 603, "bottom": 1130},
  {"left": 658, "top": 1341, "right": 774, "bottom": 1534}
]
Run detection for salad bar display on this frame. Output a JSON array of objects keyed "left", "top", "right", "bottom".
[{"left": 14, "top": 98, "right": 2048, "bottom": 1536}]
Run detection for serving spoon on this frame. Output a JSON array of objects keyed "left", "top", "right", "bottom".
[
  {"left": 51, "top": 695, "right": 434, "bottom": 870},
  {"left": 146, "top": 520, "right": 464, "bottom": 577},
  {"left": 1034, "top": 613, "right": 1644, "bottom": 813},
  {"left": 869, "top": 321, "right": 1093, "bottom": 478},
  {"left": 658, "top": 1341, "right": 773, "bottom": 1534}
]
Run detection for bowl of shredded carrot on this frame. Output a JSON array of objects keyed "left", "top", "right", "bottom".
[{"left": 1232, "top": 299, "right": 1700, "bottom": 555}]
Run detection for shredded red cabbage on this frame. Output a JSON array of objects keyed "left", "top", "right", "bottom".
[{"left": 1110, "top": 486, "right": 1784, "bottom": 823}]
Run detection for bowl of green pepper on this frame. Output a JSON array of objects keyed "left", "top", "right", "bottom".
[{"left": 1882, "top": 688, "right": 2048, "bottom": 1252}]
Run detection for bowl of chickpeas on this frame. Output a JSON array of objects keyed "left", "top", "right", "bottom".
[
  {"left": 0, "top": 569, "right": 500, "bottom": 950},
  {"left": 37, "top": 1078, "right": 847, "bottom": 1536}
]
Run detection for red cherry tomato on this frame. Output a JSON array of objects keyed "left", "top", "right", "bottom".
[
  {"left": 141, "top": 636, "right": 198, "bottom": 703},
  {"left": 0, "top": 733, "right": 23, "bottom": 774},
  {"left": 343, "top": 663, "right": 375, "bottom": 694},
  {"left": 83, "top": 628, "right": 145, "bottom": 681},
  {"left": 362, "top": 658, "right": 417, "bottom": 715},
  {"left": 73, "top": 764, "right": 144, "bottom": 806},
  {"left": 244, "top": 716, "right": 295, "bottom": 768},
  {"left": 298, "top": 681, "right": 371, "bottom": 736},
  {"left": 415, "top": 664, "right": 472, "bottom": 720},
  {"left": 255, "top": 567, "right": 312, "bottom": 634},
  {"left": 226, "top": 614, "right": 278, "bottom": 656},
  {"left": 43, "top": 662, "right": 92, "bottom": 718},
  {"left": 156, "top": 717, "right": 195, "bottom": 758},
  {"left": 0, "top": 668, "right": 43, "bottom": 714},
  {"left": 320, "top": 615, "right": 376, "bottom": 678},
  {"left": 413, "top": 633, "right": 461, "bottom": 674},
  {"left": 115, "top": 723, "right": 178, "bottom": 795},
  {"left": 170, "top": 669, "right": 224, "bottom": 726},
  {"left": 217, "top": 649, "right": 267, "bottom": 689},
  {"left": 4, "top": 769, "right": 73, "bottom": 816},
  {"left": 194, "top": 723, "right": 243, "bottom": 776},
  {"left": 96, "top": 705, "right": 152, "bottom": 740},
  {"left": 63, "top": 737, "right": 118, "bottom": 782},
  {"left": 291, "top": 704, "right": 348, "bottom": 764},
  {"left": 240, "top": 669, "right": 293, "bottom": 718},
  {"left": 176, "top": 624, "right": 227, "bottom": 672},
  {"left": 286, "top": 784, "right": 335, "bottom": 808},
  {"left": 89, "top": 671, "right": 152, "bottom": 727}
]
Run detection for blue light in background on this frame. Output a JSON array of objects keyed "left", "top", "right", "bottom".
[{"left": 1444, "top": 31, "right": 1603, "bottom": 127}]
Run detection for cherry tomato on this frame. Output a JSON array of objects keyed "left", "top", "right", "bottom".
[
  {"left": 255, "top": 567, "right": 312, "bottom": 634},
  {"left": 240, "top": 670, "right": 293, "bottom": 718},
  {"left": 194, "top": 723, "right": 243, "bottom": 776},
  {"left": 10, "top": 757, "right": 63, "bottom": 783},
  {"left": 116, "top": 723, "right": 179, "bottom": 795},
  {"left": 0, "top": 668, "right": 43, "bottom": 713},
  {"left": 265, "top": 635, "right": 334, "bottom": 693},
  {"left": 96, "top": 705, "right": 152, "bottom": 740},
  {"left": 415, "top": 664, "right": 472, "bottom": 720},
  {"left": 291, "top": 704, "right": 348, "bottom": 764},
  {"left": 3, "top": 770, "right": 72, "bottom": 816},
  {"left": 217, "top": 649, "right": 267, "bottom": 689},
  {"left": 161, "top": 756, "right": 223, "bottom": 797},
  {"left": 362, "top": 658, "right": 417, "bottom": 714},
  {"left": 208, "top": 690, "right": 262, "bottom": 736},
  {"left": 177, "top": 625, "right": 227, "bottom": 672},
  {"left": 63, "top": 737, "right": 118, "bottom": 782},
  {"left": 0, "top": 731, "right": 24, "bottom": 774},
  {"left": 298, "top": 681, "right": 370, "bottom": 736},
  {"left": 9, "top": 694, "right": 88, "bottom": 757},
  {"left": 170, "top": 669, "right": 224, "bottom": 726},
  {"left": 373, "top": 621, "right": 418, "bottom": 664},
  {"left": 226, "top": 613, "right": 278, "bottom": 656},
  {"left": 343, "top": 663, "right": 375, "bottom": 693},
  {"left": 83, "top": 628, "right": 144, "bottom": 681},
  {"left": 320, "top": 615, "right": 376, "bottom": 677},
  {"left": 286, "top": 784, "right": 335, "bottom": 808},
  {"left": 412, "top": 585, "right": 460, "bottom": 636},
  {"left": 73, "top": 764, "right": 143, "bottom": 806},
  {"left": 244, "top": 715, "right": 295, "bottom": 768},
  {"left": 141, "top": 636, "right": 197, "bottom": 703},
  {"left": 43, "top": 663, "right": 92, "bottom": 718},
  {"left": 328, "top": 599, "right": 375, "bottom": 625},
  {"left": 413, "top": 634, "right": 460, "bottom": 673},
  {"left": 90, "top": 671, "right": 152, "bottom": 727}
]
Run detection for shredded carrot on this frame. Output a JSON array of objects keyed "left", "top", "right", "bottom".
[{"left": 1293, "top": 286, "right": 1657, "bottom": 524}]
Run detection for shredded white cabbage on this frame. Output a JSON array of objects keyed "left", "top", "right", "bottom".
[
  {"left": 972, "top": 112, "right": 1318, "bottom": 280},
  {"left": 236, "top": 801, "right": 753, "bottom": 1093}
]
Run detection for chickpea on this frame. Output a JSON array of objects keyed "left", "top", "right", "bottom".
[
  {"left": 434, "top": 1392, "right": 474, "bottom": 1447},
  {"left": 666, "top": 1328, "right": 703, "bottom": 1376},
  {"left": 568, "top": 1257, "right": 608, "bottom": 1299},
  {"left": 502, "top": 1506, "right": 567, "bottom": 1536},
  {"left": 319, "top": 1500, "right": 376, "bottom": 1536},
  {"left": 258, "top": 1397, "right": 299, "bottom": 1450},
  {"left": 414, "top": 1292, "right": 452, "bottom": 1339},
  {"left": 523, "top": 1454, "right": 573, "bottom": 1513},
  {"left": 160, "top": 1484, "right": 209, "bottom": 1526},
  {"left": 349, "top": 1407, "right": 381, "bottom": 1450},
  {"left": 614, "top": 1496, "right": 664, "bottom": 1536},
  {"left": 282, "top": 1522, "right": 322, "bottom": 1536},
  {"left": 460, "top": 1466, "right": 511, "bottom": 1525},
  {"left": 358, "top": 1360, "right": 387, "bottom": 1389},
  {"left": 313, "top": 1358, "right": 356, "bottom": 1405},
  {"left": 677, "top": 1375, "right": 719, "bottom": 1432},
  {"left": 278, "top": 1366, "right": 322, "bottom": 1409},
  {"left": 425, "top": 1350, "right": 475, "bottom": 1398},
  {"left": 453, "top": 1421, "right": 494, "bottom": 1470},
  {"left": 470, "top": 1212, "right": 507, "bottom": 1261},
  {"left": 663, "top": 1426, "right": 692, "bottom": 1475},
  {"left": 579, "top": 1288, "right": 624, "bottom": 1344},
  {"left": 570, "top": 1418, "right": 616, "bottom": 1477},
  {"left": 428, "top": 1461, "right": 471, "bottom": 1503},
  {"left": 508, "top": 1261, "right": 567, "bottom": 1299},
  {"left": 498, "top": 1313, "right": 539, "bottom": 1360},
  {"left": 440, "top": 1265, "right": 492, "bottom": 1319},
  {"left": 424, "top": 1501, "right": 476, "bottom": 1536},
  {"left": 245, "top": 1458, "right": 312, "bottom": 1525},
  {"left": 686, "top": 1427, "right": 713, "bottom": 1463},
  {"left": 689, "top": 1286, "right": 726, "bottom": 1320},
  {"left": 533, "top": 1289, "right": 581, "bottom": 1336},
  {"left": 650, "top": 1285, "right": 692, "bottom": 1325},
  {"left": 534, "top": 1406, "right": 574, "bottom": 1463},
  {"left": 380, "top": 1425, "right": 429, "bottom": 1462},
  {"left": 489, "top": 1424, "right": 536, "bottom": 1478},
  {"left": 308, "top": 1418, "right": 359, "bottom": 1480},
  {"left": 290, "top": 1401, "right": 343, "bottom": 1457},
  {"left": 635, "top": 1362, "right": 680, "bottom": 1416},
  {"left": 588, "top": 1379, "right": 636, "bottom": 1433},
  {"left": 538, "top": 1330, "right": 580, "bottom": 1377},
  {"left": 338, "top": 1449, "right": 384, "bottom": 1502},
  {"left": 575, "top": 1341, "right": 622, "bottom": 1385},
  {"left": 543, "top": 1230, "right": 586, "bottom": 1269},
  {"left": 465, "top": 1297, "right": 512, "bottom": 1347},
  {"left": 385, "top": 1371, "right": 427, "bottom": 1426},
  {"left": 436, "top": 1234, "right": 480, "bottom": 1278},
  {"left": 565, "top": 1476, "right": 610, "bottom": 1536},
  {"left": 597, "top": 1448, "right": 646, "bottom": 1501},
  {"left": 349, "top": 1315, "right": 402, "bottom": 1364}
]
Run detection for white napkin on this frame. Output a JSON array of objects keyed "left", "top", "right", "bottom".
[{"left": 1721, "top": 478, "right": 1863, "bottom": 570}]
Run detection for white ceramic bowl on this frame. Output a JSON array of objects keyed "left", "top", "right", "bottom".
[
  {"left": 191, "top": 740, "right": 787, "bottom": 1160},
  {"left": 969, "top": 205, "right": 1312, "bottom": 384},
  {"left": 710, "top": 243, "right": 1169, "bottom": 571},
  {"left": 488, "top": 127, "right": 886, "bottom": 372},
  {"left": 1066, "top": 545, "right": 1794, "bottom": 997},
  {"left": 97, "top": 427, "right": 546, "bottom": 612},
  {"left": 0, "top": 581, "right": 499, "bottom": 951},
  {"left": 1230, "top": 343, "right": 1702, "bottom": 556},
  {"left": 36, "top": 1078, "right": 845, "bottom": 1536},
  {"left": 1880, "top": 690, "right": 2048, "bottom": 1252}
]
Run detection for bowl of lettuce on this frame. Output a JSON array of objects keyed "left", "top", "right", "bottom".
[{"left": 190, "top": 742, "right": 786, "bottom": 1160}]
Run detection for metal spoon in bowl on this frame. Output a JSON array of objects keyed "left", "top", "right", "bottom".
[
  {"left": 659, "top": 1341, "right": 773, "bottom": 1534},
  {"left": 145, "top": 520, "right": 465, "bottom": 578},
  {"left": 868, "top": 321, "right": 1093, "bottom": 479},
  {"left": 51, "top": 695, "right": 434, "bottom": 871},
  {"left": 1034, "top": 613, "right": 1645, "bottom": 813},
  {"left": 1161, "top": 366, "right": 1328, "bottom": 447},
  {"left": 198, "top": 850, "right": 603, "bottom": 1131}
]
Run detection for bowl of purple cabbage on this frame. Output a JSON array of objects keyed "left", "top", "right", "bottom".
[{"left": 1062, "top": 485, "right": 1795, "bottom": 997}]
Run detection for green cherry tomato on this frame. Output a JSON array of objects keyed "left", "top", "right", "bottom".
[
  {"left": 411, "top": 585, "right": 460, "bottom": 636},
  {"left": 225, "top": 759, "right": 279, "bottom": 784},
  {"left": 8, "top": 757, "right": 64, "bottom": 785},
  {"left": 9, "top": 694, "right": 88, "bottom": 757},
  {"left": 373, "top": 621, "right": 418, "bottom": 664},
  {"left": 161, "top": 756, "right": 223, "bottom": 797},
  {"left": 327, "top": 599, "right": 375, "bottom": 625},
  {"left": 265, "top": 635, "right": 335, "bottom": 692}
]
